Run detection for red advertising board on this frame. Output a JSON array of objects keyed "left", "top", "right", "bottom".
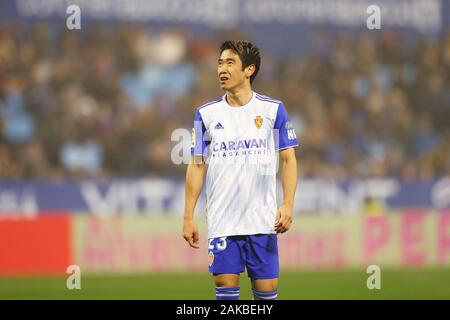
[{"left": 0, "top": 214, "right": 71, "bottom": 276}]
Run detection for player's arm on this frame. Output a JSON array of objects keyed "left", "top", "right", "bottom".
[
  {"left": 275, "top": 147, "right": 297, "bottom": 233},
  {"left": 183, "top": 155, "right": 206, "bottom": 249}
]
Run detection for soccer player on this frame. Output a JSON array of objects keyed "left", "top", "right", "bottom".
[{"left": 183, "top": 40, "right": 298, "bottom": 300}]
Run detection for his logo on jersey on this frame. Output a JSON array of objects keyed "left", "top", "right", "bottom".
[
  {"left": 254, "top": 115, "right": 263, "bottom": 129},
  {"left": 191, "top": 128, "right": 195, "bottom": 147},
  {"left": 214, "top": 122, "right": 224, "bottom": 129},
  {"left": 287, "top": 129, "right": 297, "bottom": 140},
  {"left": 208, "top": 251, "right": 214, "bottom": 266}
]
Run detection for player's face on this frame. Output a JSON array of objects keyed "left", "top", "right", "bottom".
[{"left": 217, "top": 49, "right": 249, "bottom": 91}]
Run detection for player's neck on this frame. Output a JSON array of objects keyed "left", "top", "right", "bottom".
[{"left": 225, "top": 87, "right": 253, "bottom": 107}]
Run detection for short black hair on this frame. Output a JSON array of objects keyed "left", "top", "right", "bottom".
[{"left": 219, "top": 40, "right": 261, "bottom": 84}]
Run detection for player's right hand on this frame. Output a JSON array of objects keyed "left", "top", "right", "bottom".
[{"left": 183, "top": 218, "right": 200, "bottom": 249}]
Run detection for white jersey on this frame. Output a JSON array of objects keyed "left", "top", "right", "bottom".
[{"left": 191, "top": 92, "right": 299, "bottom": 239}]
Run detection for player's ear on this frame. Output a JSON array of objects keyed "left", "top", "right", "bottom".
[{"left": 245, "top": 64, "right": 255, "bottom": 79}]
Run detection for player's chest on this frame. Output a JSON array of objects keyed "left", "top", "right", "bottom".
[{"left": 205, "top": 110, "right": 275, "bottom": 140}]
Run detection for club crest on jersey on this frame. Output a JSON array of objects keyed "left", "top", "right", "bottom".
[
  {"left": 254, "top": 115, "right": 263, "bottom": 129},
  {"left": 208, "top": 251, "right": 214, "bottom": 266}
]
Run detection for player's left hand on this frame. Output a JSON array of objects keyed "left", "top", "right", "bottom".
[{"left": 275, "top": 204, "right": 293, "bottom": 234}]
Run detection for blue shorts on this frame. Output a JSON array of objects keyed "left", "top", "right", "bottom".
[{"left": 208, "top": 234, "right": 279, "bottom": 280}]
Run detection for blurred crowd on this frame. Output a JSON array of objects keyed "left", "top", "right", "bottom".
[{"left": 0, "top": 22, "right": 449, "bottom": 180}]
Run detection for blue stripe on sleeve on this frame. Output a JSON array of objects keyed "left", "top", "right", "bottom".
[
  {"left": 273, "top": 102, "right": 299, "bottom": 150},
  {"left": 191, "top": 110, "right": 210, "bottom": 156}
]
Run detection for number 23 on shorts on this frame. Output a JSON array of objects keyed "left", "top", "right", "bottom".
[{"left": 208, "top": 237, "right": 227, "bottom": 251}]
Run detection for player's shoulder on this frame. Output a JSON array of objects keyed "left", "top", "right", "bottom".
[
  {"left": 254, "top": 93, "right": 284, "bottom": 116},
  {"left": 196, "top": 96, "right": 223, "bottom": 113},
  {"left": 254, "top": 92, "right": 283, "bottom": 106}
]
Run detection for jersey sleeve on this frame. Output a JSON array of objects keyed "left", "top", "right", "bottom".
[
  {"left": 273, "top": 102, "right": 299, "bottom": 151},
  {"left": 191, "top": 109, "right": 210, "bottom": 156}
]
